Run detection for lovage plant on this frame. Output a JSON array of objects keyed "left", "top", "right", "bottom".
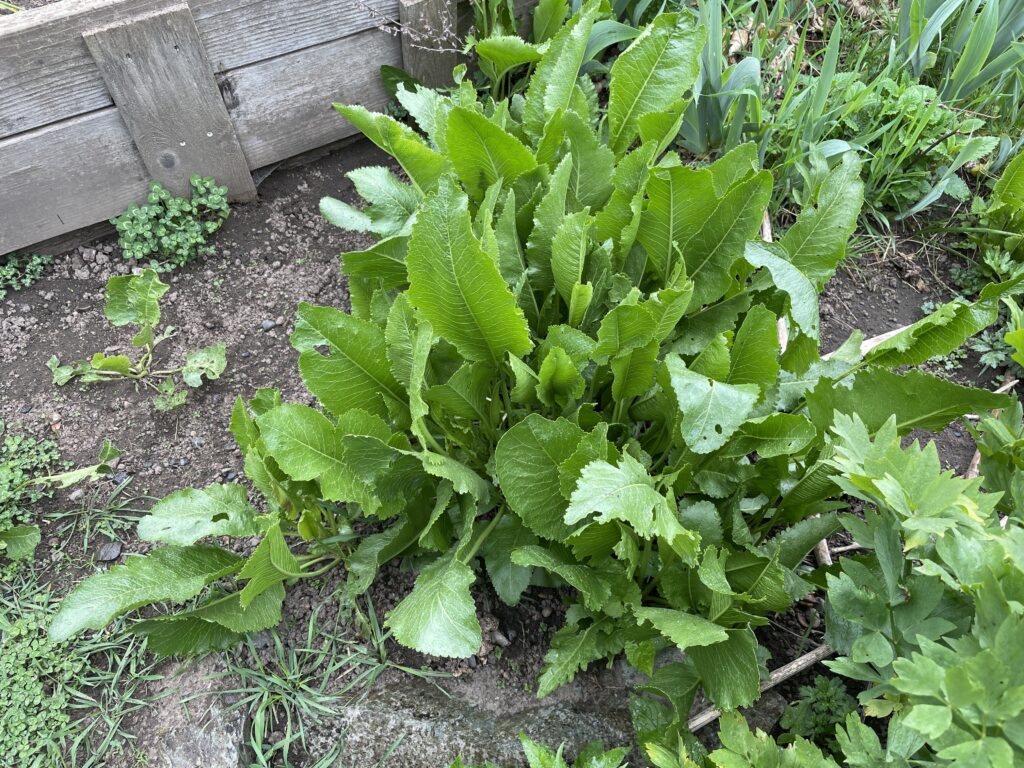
[{"left": 52, "top": 1, "right": 1020, "bottom": 747}]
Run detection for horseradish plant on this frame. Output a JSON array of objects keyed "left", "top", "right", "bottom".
[{"left": 51, "top": 0, "right": 1018, "bottom": 733}]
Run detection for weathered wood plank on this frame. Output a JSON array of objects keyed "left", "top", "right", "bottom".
[
  {"left": 223, "top": 27, "right": 400, "bottom": 170},
  {"left": 0, "top": 108, "right": 149, "bottom": 256},
  {"left": 0, "top": 0, "right": 398, "bottom": 139},
  {"left": 189, "top": 0, "right": 396, "bottom": 72},
  {"left": 399, "top": 0, "right": 458, "bottom": 88},
  {"left": 84, "top": 4, "right": 256, "bottom": 200}
]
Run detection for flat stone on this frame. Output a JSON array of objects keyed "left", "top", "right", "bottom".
[
  {"left": 96, "top": 541, "right": 123, "bottom": 561},
  {"left": 130, "top": 656, "right": 246, "bottom": 768},
  {"left": 307, "top": 664, "right": 634, "bottom": 767}
]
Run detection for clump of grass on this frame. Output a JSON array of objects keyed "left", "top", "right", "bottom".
[{"left": 0, "top": 578, "right": 161, "bottom": 768}]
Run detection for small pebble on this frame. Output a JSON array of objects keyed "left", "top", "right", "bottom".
[
  {"left": 260, "top": 319, "right": 276, "bottom": 331},
  {"left": 96, "top": 541, "right": 123, "bottom": 561},
  {"left": 68, "top": 488, "right": 85, "bottom": 502},
  {"left": 275, "top": 315, "right": 285, "bottom": 326},
  {"left": 492, "top": 630, "right": 511, "bottom": 648},
  {"left": 19, "top": 404, "right": 31, "bottom": 414}
]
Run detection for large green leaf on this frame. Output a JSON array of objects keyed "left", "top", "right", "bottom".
[
  {"left": 744, "top": 241, "right": 819, "bottom": 339},
  {"left": 257, "top": 404, "right": 345, "bottom": 485},
  {"left": 779, "top": 153, "right": 864, "bottom": 289},
  {"left": 806, "top": 368, "right": 1014, "bottom": 434},
  {"left": 688, "top": 627, "right": 761, "bottom": 709},
  {"left": 406, "top": 176, "right": 532, "bottom": 365},
  {"left": 563, "top": 110, "right": 616, "bottom": 209},
  {"left": 564, "top": 454, "right": 667, "bottom": 535},
  {"left": 291, "top": 302, "right": 407, "bottom": 419},
  {"left": 727, "top": 304, "right": 780, "bottom": 392},
  {"left": 607, "top": 13, "right": 704, "bottom": 155},
  {"left": 238, "top": 523, "right": 300, "bottom": 607},
  {"left": 634, "top": 606, "right": 728, "bottom": 650},
  {"left": 481, "top": 515, "right": 538, "bottom": 606},
  {"left": 864, "top": 278, "right": 1024, "bottom": 369},
  {"left": 522, "top": 1, "right": 600, "bottom": 137},
  {"left": 334, "top": 104, "right": 447, "bottom": 192},
  {"left": 130, "top": 584, "right": 285, "bottom": 656},
  {"left": 537, "top": 618, "right": 622, "bottom": 697},
  {"left": 474, "top": 35, "right": 544, "bottom": 83},
  {"left": 511, "top": 545, "right": 613, "bottom": 611},
  {"left": 137, "top": 484, "right": 265, "bottom": 545},
  {"left": 386, "top": 556, "right": 481, "bottom": 658},
  {"left": 0, "top": 525, "right": 40, "bottom": 561},
  {"left": 446, "top": 106, "right": 537, "bottom": 200},
  {"left": 665, "top": 356, "right": 759, "bottom": 454},
  {"left": 682, "top": 169, "right": 772, "bottom": 306},
  {"left": 495, "top": 414, "right": 585, "bottom": 539},
  {"left": 551, "top": 209, "right": 593, "bottom": 305},
  {"left": 527, "top": 154, "right": 575, "bottom": 291},
  {"left": 50, "top": 545, "right": 243, "bottom": 641},
  {"left": 721, "top": 413, "right": 817, "bottom": 458}
]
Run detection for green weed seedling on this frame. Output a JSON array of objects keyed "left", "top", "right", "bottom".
[
  {"left": 47, "top": 269, "right": 226, "bottom": 411},
  {"left": 0, "top": 438, "right": 120, "bottom": 574},
  {"left": 778, "top": 675, "right": 858, "bottom": 754},
  {"left": 0, "top": 424, "right": 62, "bottom": 574},
  {"left": 0, "top": 252, "right": 52, "bottom": 301},
  {"left": 113, "top": 176, "right": 229, "bottom": 272}
]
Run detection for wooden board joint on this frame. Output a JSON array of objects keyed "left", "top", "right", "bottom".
[{"left": 83, "top": 3, "right": 257, "bottom": 202}]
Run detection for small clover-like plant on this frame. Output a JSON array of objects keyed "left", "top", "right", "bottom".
[
  {"left": 47, "top": 270, "right": 225, "bottom": 411},
  {"left": 113, "top": 176, "right": 229, "bottom": 271}
]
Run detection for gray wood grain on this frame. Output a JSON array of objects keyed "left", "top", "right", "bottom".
[
  {"left": 0, "top": 108, "right": 149, "bottom": 255},
  {"left": 399, "top": 0, "right": 458, "bottom": 88},
  {"left": 84, "top": 4, "right": 256, "bottom": 200},
  {"left": 0, "top": 0, "right": 398, "bottom": 139},
  {"left": 225, "top": 27, "right": 399, "bottom": 169}
]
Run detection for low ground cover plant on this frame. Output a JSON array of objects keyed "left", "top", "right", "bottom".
[
  {"left": 0, "top": 251, "right": 52, "bottom": 301},
  {"left": 47, "top": 269, "right": 226, "bottom": 411},
  {"left": 47, "top": 2, "right": 1024, "bottom": 763},
  {"left": 0, "top": 424, "right": 62, "bottom": 573},
  {"left": 1, "top": 438, "right": 120, "bottom": 576},
  {"left": 113, "top": 176, "right": 229, "bottom": 271}
]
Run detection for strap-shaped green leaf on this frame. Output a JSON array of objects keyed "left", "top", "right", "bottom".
[
  {"left": 779, "top": 153, "right": 863, "bottom": 289},
  {"left": 50, "top": 545, "right": 243, "bottom": 641},
  {"left": 291, "top": 302, "right": 407, "bottom": 419},
  {"left": 406, "top": 176, "right": 532, "bottom": 365},
  {"left": 607, "top": 13, "right": 704, "bottom": 156},
  {"left": 137, "top": 483, "right": 265, "bottom": 545},
  {"left": 334, "top": 104, "right": 447, "bottom": 192},
  {"left": 522, "top": 0, "right": 600, "bottom": 137},
  {"left": 446, "top": 106, "right": 537, "bottom": 201}
]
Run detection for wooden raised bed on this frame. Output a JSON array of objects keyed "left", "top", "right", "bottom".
[{"left": 1, "top": 0, "right": 412, "bottom": 255}]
